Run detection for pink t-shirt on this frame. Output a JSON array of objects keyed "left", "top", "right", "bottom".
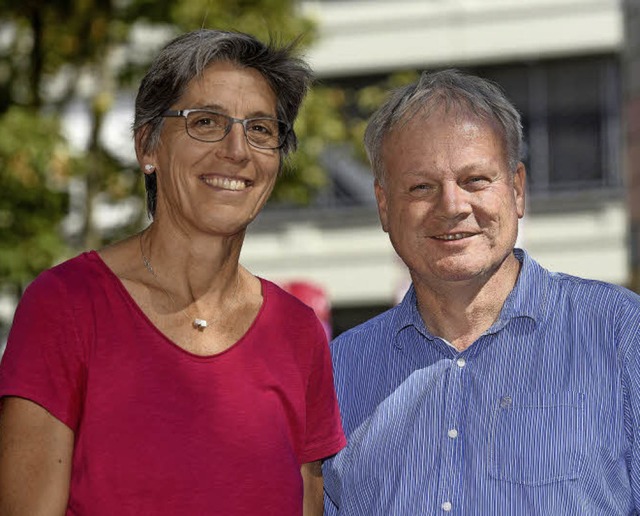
[{"left": 0, "top": 252, "right": 346, "bottom": 515}]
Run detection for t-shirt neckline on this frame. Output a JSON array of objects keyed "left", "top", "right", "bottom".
[{"left": 84, "top": 250, "right": 268, "bottom": 360}]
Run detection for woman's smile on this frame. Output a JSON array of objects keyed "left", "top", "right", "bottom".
[{"left": 201, "top": 175, "right": 252, "bottom": 191}]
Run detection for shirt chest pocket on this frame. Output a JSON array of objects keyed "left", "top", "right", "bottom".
[{"left": 488, "top": 391, "right": 585, "bottom": 486}]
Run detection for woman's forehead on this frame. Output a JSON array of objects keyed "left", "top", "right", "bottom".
[{"left": 179, "top": 61, "right": 277, "bottom": 114}]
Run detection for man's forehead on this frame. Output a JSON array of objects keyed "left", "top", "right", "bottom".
[
  {"left": 399, "top": 101, "right": 491, "bottom": 128},
  {"left": 379, "top": 104, "right": 510, "bottom": 177},
  {"left": 385, "top": 103, "right": 505, "bottom": 147}
]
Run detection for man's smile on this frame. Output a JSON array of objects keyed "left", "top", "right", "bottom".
[{"left": 432, "top": 232, "right": 475, "bottom": 241}]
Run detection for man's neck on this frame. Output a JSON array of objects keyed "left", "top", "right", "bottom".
[{"left": 413, "top": 255, "right": 522, "bottom": 352}]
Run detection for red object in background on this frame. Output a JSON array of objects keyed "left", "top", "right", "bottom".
[{"left": 280, "top": 280, "right": 332, "bottom": 340}]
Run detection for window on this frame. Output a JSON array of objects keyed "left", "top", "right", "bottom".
[{"left": 473, "top": 56, "right": 622, "bottom": 195}]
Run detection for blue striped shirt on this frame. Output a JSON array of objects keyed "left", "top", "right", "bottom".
[{"left": 323, "top": 249, "right": 640, "bottom": 515}]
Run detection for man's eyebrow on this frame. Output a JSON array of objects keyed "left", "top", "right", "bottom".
[
  {"left": 403, "top": 161, "right": 492, "bottom": 174},
  {"left": 403, "top": 169, "right": 433, "bottom": 178},
  {"left": 456, "top": 161, "right": 498, "bottom": 174}
]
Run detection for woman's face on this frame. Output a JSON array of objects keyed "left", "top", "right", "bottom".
[{"left": 142, "top": 60, "right": 282, "bottom": 237}]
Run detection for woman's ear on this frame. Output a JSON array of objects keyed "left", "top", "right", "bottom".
[{"left": 134, "top": 125, "right": 155, "bottom": 171}]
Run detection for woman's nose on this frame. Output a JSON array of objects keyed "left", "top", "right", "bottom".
[{"left": 215, "top": 122, "right": 250, "bottom": 162}]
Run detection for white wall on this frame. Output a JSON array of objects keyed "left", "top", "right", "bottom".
[{"left": 301, "top": 0, "right": 623, "bottom": 77}]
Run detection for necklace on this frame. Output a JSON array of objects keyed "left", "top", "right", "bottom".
[{"left": 139, "top": 233, "right": 209, "bottom": 331}]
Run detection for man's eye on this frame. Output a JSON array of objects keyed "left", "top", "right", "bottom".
[{"left": 467, "top": 176, "right": 490, "bottom": 187}]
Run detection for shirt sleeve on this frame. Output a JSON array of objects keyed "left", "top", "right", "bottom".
[
  {"left": 0, "top": 269, "right": 87, "bottom": 431},
  {"left": 621, "top": 301, "right": 640, "bottom": 510},
  {"left": 299, "top": 317, "right": 346, "bottom": 464},
  {"left": 323, "top": 492, "right": 340, "bottom": 515}
]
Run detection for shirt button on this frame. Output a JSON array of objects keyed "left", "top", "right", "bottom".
[
  {"left": 441, "top": 501, "right": 453, "bottom": 512},
  {"left": 500, "top": 396, "right": 513, "bottom": 408},
  {"left": 447, "top": 428, "right": 458, "bottom": 439},
  {"left": 456, "top": 357, "right": 466, "bottom": 368}
]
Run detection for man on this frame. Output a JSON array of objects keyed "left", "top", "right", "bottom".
[{"left": 323, "top": 69, "right": 640, "bottom": 514}]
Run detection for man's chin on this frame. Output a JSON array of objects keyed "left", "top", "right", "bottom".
[
  {"left": 429, "top": 253, "right": 518, "bottom": 286},
  {"left": 429, "top": 256, "right": 487, "bottom": 282}
]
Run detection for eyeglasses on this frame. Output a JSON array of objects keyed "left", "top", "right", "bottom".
[{"left": 161, "top": 109, "right": 290, "bottom": 150}]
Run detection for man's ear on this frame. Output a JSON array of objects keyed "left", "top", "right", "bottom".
[
  {"left": 513, "top": 162, "right": 526, "bottom": 219},
  {"left": 374, "top": 179, "right": 390, "bottom": 233}
]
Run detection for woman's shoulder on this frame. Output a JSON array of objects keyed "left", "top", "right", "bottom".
[
  {"left": 22, "top": 250, "right": 124, "bottom": 315},
  {"left": 29, "top": 251, "right": 105, "bottom": 291},
  {"left": 259, "top": 277, "right": 318, "bottom": 316},
  {"left": 12, "top": 252, "right": 110, "bottom": 335},
  {"left": 257, "top": 277, "right": 328, "bottom": 338}
]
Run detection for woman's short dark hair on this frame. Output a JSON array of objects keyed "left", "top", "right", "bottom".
[{"left": 133, "top": 29, "right": 313, "bottom": 216}]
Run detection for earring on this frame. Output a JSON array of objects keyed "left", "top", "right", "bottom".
[{"left": 144, "top": 164, "right": 155, "bottom": 172}]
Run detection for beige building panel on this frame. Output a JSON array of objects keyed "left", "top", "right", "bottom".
[{"left": 301, "top": 0, "right": 622, "bottom": 76}]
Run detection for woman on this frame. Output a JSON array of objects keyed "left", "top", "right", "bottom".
[{"left": 0, "top": 30, "right": 345, "bottom": 515}]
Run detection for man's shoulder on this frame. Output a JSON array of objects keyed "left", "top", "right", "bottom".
[
  {"left": 547, "top": 269, "right": 640, "bottom": 312},
  {"left": 541, "top": 269, "right": 640, "bottom": 354},
  {"left": 328, "top": 305, "right": 406, "bottom": 421},
  {"left": 522, "top": 250, "right": 640, "bottom": 317},
  {"left": 331, "top": 304, "right": 403, "bottom": 357}
]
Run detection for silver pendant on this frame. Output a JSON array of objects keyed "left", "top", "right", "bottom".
[{"left": 193, "top": 318, "right": 208, "bottom": 331}]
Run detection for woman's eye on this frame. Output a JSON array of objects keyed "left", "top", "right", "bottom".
[
  {"left": 248, "top": 121, "right": 275, "bottom": 135},
  {"left": 189, "top": 113, "right": 226, "bottom": 129},
  {"left": 191, "top": 115, "right": 219, "bottom": 127}
]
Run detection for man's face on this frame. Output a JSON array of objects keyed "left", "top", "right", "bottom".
[{"left": 374, "top": 107, "right": 526, "bottom": 289}]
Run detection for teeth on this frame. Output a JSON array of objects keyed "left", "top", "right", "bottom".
[
  {"left": 203, "top": 176, "right": 247, "bottom": 191},
  {"left": 434, "top": 233, "right": 470, "bottom": 241}
]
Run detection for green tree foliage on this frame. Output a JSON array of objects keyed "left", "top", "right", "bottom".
[
  {"left": 0, "top": 107, "right": 70, "bottom": 290},
  {"left": 348, "top": 70, "right": 421, "bottom": 162},
  {"left": 278, "top": 86, "right": 349, "bottom": 204}
]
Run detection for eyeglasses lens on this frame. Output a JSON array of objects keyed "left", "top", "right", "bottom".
[{"left": 185, "top": 111, "right": 285, "bottom": 149}]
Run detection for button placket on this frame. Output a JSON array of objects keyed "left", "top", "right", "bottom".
[{"left": 436, "top": 356, "right": 468, "bottom": 514}]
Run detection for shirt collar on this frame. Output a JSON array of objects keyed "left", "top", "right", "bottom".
[
  {"left": 392, "top": 248, "right": 548, "bottom": 346},
  {"left": 487, "top": 248, "right": 546, "bottom": 334}
]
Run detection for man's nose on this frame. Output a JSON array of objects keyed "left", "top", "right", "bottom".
[{"left": 436, "top": 182, "right": 472, "bottom": 218}]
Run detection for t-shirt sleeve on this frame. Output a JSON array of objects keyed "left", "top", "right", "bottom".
[
  {"left": 299, "top": 317, "right": 347, "bottom": 464},
  {"left": 0, "top": 270, "right": 87, "bottom": 431}
]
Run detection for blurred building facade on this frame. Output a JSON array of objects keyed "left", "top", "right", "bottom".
[
  {"left": 243, "top": 0, "right": 629, "bottom": 335},
  {"left": 625, "top": 0, "right": 640, "bottom": 293}
]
